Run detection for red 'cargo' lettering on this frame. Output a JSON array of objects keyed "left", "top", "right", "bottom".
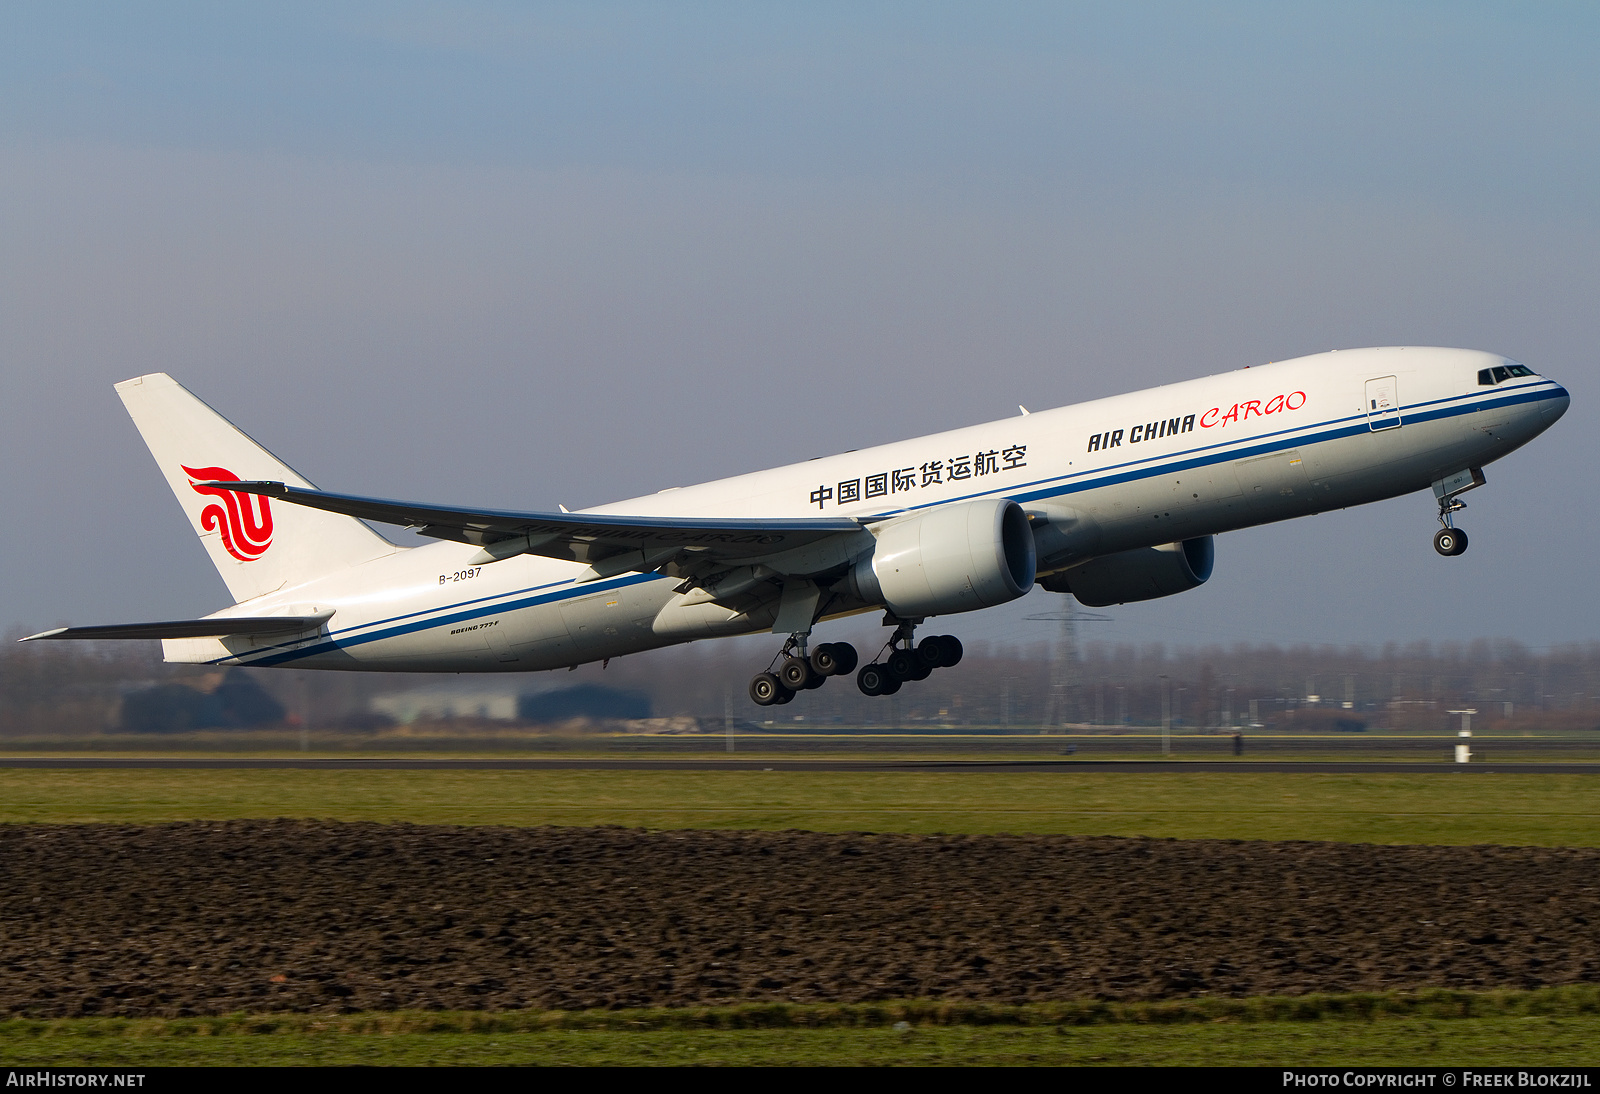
[{"left": 1200, "top": 391, "right": 1306, "bottom": 429}]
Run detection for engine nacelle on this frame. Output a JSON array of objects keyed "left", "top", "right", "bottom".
[
  {"left": 849, "top": 498, "right": 1036, "bottom": 617},
  {"left": 1038, "top": 537, "right": 1214, "bottom": 607}
]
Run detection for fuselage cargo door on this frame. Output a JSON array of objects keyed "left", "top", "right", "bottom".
[{"left": 1365, "top": 376, "right": 1401, "bottom": 431}]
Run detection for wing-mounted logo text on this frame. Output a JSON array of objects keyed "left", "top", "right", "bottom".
[{"left": 182, "top": 465, "right": 273, "bottom": 562}]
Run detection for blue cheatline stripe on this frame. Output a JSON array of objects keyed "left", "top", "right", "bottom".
[
  {"left": 221, "top": 381, "right": 1563, "bottom": 668},
  {"left": 858, "top": 382, "right": 1563, "bottom": 519},
  {"left": 222, "top": 573, "right": 583, "bottom": 660},
  {"left": 221, "top": 570, "right": 663, "bottom": 668}
]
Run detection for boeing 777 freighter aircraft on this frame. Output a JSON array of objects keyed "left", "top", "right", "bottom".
[{"left": 26, "top": 346, "right": 1568, "bottom": 705}]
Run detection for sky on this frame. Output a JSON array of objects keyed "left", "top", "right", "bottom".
[{"left": 3, "top": 2, "right": 1597, "bottom": 655}]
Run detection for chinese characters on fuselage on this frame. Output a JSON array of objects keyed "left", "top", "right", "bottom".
[{"left": 810, "top": 444, "right": 1027, "bottom": 509}]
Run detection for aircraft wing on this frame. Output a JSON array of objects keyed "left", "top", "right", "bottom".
[
  {"left": 21, "top": 612, "right": 334, "bottom": 642},
  {"left": 212, "top": 481, "right": 863, "bottom": 569}
]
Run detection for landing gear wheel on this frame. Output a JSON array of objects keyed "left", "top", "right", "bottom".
[
  {"left": 937, "top": 635, "right": 963, "bottom": 667},
  {"left": 918, "top": 634, "right": 963, "bottom": 669},
  {"left": 858, "top": 663, "right": 897, "bottom": 696},
  {"left": 779, "top": 656, "right": 814, "bottom": 690},
  {"left": 887, "top": 648, "right": 920, "bottom": 681},
  {"left": 832, "top": 639, "right": 857, "bottom": 674},
  {"left": 1434, "top": 528, "right": 1468, "bottom": 556},
  {"left": 809, "top": 643, "right": 842, "bottom": 677},
  {"left": 749, "top": 672, "right": 787, "bottom": 706},
  {"left": 813, "top": 641, "right": 859, "bottom": 677}
]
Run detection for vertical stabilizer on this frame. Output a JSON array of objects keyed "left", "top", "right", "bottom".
[{"left": 116, "top": 374, "right": 398, "bottom": 603}]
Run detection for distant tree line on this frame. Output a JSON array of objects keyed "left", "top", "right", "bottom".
[
  {"left": 0, "top": 635, "right": 374, "bottom": 736},
  {"left": 3, "top": 628, "right": 1599, "bottom": 735},
  {"left": 583, "top": 634, "right": 1600, "bottom": 733}
]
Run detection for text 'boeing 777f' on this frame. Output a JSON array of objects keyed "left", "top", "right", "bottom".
[{"left": 26, "top": 347, "right": 1569, "bottom": 706}]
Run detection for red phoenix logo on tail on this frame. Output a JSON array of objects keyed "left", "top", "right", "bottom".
[{"left": 183, "top": 466, "right": 273, "bottom": 562}]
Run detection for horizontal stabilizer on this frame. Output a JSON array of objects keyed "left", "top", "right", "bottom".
[
  {"left": 207, "top": 481, "right": 862, "bottom": 566},
  {"left": 21, "top": 611, "right": 334, "bottom": 643}
]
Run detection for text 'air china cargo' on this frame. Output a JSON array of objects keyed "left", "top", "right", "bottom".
[{"left": 26, "top": 347, "right": 1569, "bottom": 705}]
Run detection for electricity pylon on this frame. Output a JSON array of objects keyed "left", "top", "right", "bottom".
[{"left": 1027, "top": 598, "right": 1111, "bottom": 732}]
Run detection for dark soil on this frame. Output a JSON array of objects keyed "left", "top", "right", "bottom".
[{"left": 2, "top": 822, "right": 1596, "bottom": 1017}]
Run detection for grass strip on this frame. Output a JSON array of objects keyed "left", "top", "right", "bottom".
[
  {"left": 5, "top": 1021, "right": 1598, "bottom": 1067},
  {"left": 3, "top": 769, "right": 1600, "bottom": 845},
  {"left": 5, "top": 990, "right": 1600, "bottom": 1066}
]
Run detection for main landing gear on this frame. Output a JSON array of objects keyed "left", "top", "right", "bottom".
[
  {"left": 748, "top": 633, "right": 860, "bottom": 707},
  {"left": 855, "top": 620, "right": 963, "bottom": 698},
  {"left": 745, "top": 622, "right": 966, "bottom": 705}
]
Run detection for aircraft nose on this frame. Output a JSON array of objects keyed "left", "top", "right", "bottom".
[{"left": 1540, "top": 383, "right": 1570, "bottom": 425}]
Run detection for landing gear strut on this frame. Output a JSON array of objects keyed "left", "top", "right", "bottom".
[
  {"left": 1432, "top": 468, "right": 1484, "bottom": 557},
  {"left": 748, "top": 631, "right": 859, "bottom": 707},
  {"left": 1434, "top": 488, "right": 1469, "bottom": 556}
]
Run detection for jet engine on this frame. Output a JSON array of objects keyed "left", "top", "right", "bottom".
[
  {"left": 1038, "top": 536, "right": 1214, "bottom": 606},
  {"left": 847, "top": 498, "right": 1036, "bottom": 617}
]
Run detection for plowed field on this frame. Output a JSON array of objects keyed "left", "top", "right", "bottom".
[{"left": 2, "top": 822, "right": 1595, "bottom": 1017}]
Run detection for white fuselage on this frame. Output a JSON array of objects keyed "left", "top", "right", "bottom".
[{"left": 173, "top": 346, "right": 1568, "bottom": 672}]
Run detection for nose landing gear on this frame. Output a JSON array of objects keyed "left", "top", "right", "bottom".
[{"left": 1432, "top": 468, "right": 1485, "bottom": 557}]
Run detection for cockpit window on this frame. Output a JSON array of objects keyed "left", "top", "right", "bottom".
[{"left": 1479, "top": 364, "right": 1536, "bottom": 385}]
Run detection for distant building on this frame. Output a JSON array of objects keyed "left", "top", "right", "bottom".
[
  {"left": 518, "top": 685, "right": 651, "bottom": 723},
  {"left": 370, "top": 684, "right": 521, "bottom": 723},
  {"left": 369, "top": 682, "right": 651, "bottom": 724},
  {"left": 120, "top": 670, "right": 286, "bottom": 733}
]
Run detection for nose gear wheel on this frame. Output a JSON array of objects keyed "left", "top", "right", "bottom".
[{"left": 1433, "top": 527, "right": 1467, "bottom": 556}]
